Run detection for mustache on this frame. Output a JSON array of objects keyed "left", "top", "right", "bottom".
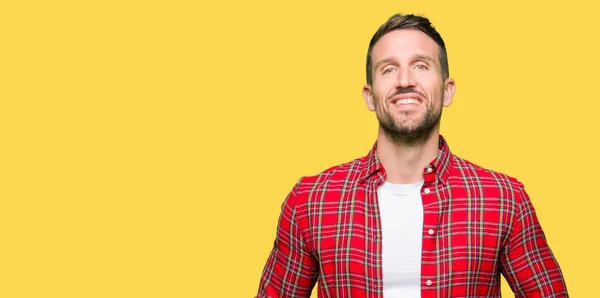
[{"left": 388, "top": 88, "right": 426, "bottom": 100}]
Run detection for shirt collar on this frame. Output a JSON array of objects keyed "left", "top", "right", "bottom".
[{"left": 358, "top": 135, "right": 453, "bottom": 185}]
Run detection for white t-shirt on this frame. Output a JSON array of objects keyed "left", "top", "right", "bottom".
[{"left": 377, "top": 180, "right": 424, "bottom": 298}]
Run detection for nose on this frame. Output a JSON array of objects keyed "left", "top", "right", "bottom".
[{"left": 395, "top": 67, "right": 416, "bottom": 88}]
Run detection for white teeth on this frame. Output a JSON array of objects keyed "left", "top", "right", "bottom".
[{"left": 394, "top": 98, "right": 420, "bottom": 105}]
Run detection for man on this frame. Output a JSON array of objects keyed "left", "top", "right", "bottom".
[{"left": 256, "top": 13, "right": 568, "bottom": 297}]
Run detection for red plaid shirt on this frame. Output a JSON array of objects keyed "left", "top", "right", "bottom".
[{"left": 256, "top": 136, "right": 568, "bottom": 297}]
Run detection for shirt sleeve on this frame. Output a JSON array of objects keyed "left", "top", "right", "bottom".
[
  {"left": 500, "top": 185, "right": 569, "bottom": 297},
  {"left": 255, "top": 180, "right": 318, "bottom": 298}
]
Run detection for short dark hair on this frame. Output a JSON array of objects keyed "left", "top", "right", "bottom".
[{"left": 366, "top": 14, "right": 449, "bottom": 85}]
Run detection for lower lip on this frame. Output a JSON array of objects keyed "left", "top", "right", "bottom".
[{"left": 391, "top": 102, "right": 421, "bottom": 108}]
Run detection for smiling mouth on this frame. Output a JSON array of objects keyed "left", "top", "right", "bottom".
[{"left": 392, "top": 98, "right": 421, "bottom": 105}]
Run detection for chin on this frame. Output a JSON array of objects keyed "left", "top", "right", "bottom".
[{"left": 394, "top": 118, "right": 424, "bottom": 129}]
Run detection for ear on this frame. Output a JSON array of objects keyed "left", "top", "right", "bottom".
[
  {"left": 363, "top": 84, "right": 376, "bottom": 111},
  {"left": 443, "top": 78, "right": 456, "bottom": 107}
]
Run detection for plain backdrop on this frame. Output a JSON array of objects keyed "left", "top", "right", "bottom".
[{"left": 1, "top": 0, "right": 597, "bottom": 297}]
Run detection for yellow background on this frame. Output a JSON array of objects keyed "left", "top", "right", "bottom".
[{"left": 1, "top": 0, "right": 597, "bottom": 297}]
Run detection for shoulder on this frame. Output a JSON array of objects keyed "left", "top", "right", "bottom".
[
  {"left": 450, "top": 154, "right": 528, "bottom": 203},
  {"left": 294, "top": 153, "right": 369, "bottom": 194},
  {"left": 452, "top": 154, "right": 523, "bottom": 186}
]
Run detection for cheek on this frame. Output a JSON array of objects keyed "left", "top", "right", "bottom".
[
  {"left": 371, "top": 87, "right": 387, "bottom": 107},
  {"left": 373, "top": 79, "right": 394, "bottom": 94},
  {"left": 416, "top": 77, "right": 443, "bottom": 99}
]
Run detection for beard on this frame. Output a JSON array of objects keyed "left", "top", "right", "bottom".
[{"left": 374, "top": 89, "right": 443, "bottom": 147}]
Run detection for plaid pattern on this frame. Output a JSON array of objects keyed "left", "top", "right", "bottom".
[{"left": 256, "top": 136, "right": 568, "bottom": 297}]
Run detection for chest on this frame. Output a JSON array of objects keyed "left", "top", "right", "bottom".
[{"left": 296, "top": 182, "right": 516, "bottom": 277}]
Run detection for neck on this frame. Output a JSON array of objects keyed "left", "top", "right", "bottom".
[{"left": 376, "top": 126, "right": 440, "bottom": 184}]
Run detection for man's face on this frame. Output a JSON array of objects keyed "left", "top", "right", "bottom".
[{"left": 363, "top": 29, "right": 455, "bottom": 144}]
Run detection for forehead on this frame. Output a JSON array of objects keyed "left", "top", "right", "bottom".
[{"left": 371, "top": 29, "right": 440, "bottom": 63}]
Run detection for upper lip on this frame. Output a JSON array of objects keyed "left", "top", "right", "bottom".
[{"left": 389, "top": 93, "right": 423, "bottom": 104}]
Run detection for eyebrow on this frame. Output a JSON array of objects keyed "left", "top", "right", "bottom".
[
  {"left": 373, "top": 54, "right": 437, "bottom": 71},
  {"left": 413, "top": 54, "right": 436, "bottom": 65},
  {"left": 373, "top": 57, "right": 395, "bottom": 71}
]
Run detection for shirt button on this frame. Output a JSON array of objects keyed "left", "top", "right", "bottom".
[
  {"left": 428, "top": 229, "right": 434, "bottom": 235},
  {"left": 426, "top": 280, "right": 432, "bottom": 286},
  {"left": 426, "top": 167, "right": 433, "bottom": 173},
  {"left": 424, "top": 188, "right": 430, "bottom": 194}
]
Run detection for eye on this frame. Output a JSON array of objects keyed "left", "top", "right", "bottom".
[
  {"left": 382, "top": 67, "right": 396, "bottom": 74},
  {"left": 414, "top": 64, "right": 428, "bottom": 70}
]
